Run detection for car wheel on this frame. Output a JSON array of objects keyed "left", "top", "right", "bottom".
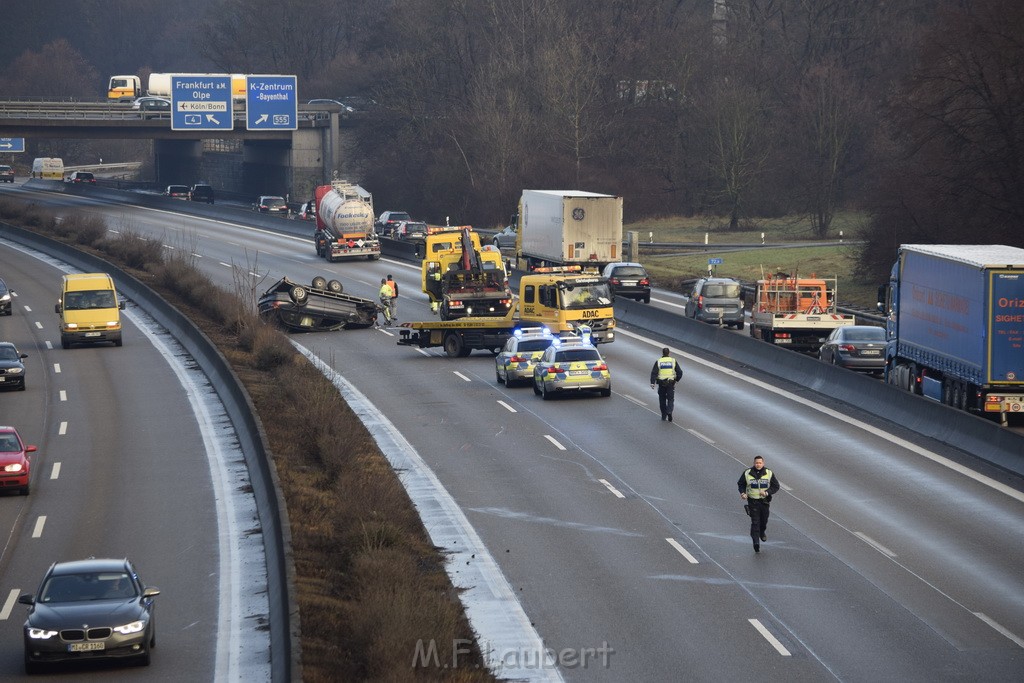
[
  {"left": 831, "top": 354, "right": 839, "bottom": 366},
  {"left": 289, "top": 285, "right": 308, "bottom": 306},
  {"left": 136, "top": 642, "right": 151, "bottom": 667},
  {"left": 19, "top": 481, "right": 29, "bottom": 495},
  {"left": 61, "top": 335, "right": 70, "bottom": 350},
  {"left": 18, "top": 382, "right": 25, "bottom": 391},
  {"left": 115, "top": 337, "right": 123, "bottom": 347},
  {"left": 735, "top": 320, "right": 744, "bottom": 331},
  {"left": 533, "top": 379, "right": 542, "bottom": 396},
  {"left": 327, "top": 280, "right": 343, "bottom": 293},
  {"left": 311, "top": 276, "right": 327, "bottom": 290},
  {"left": 601, "top": 386, "right": 611, "bottom": 397},
  {"left": 643, "top": 295, "right": 651, "bottom": 304},
  {"left": 24, "top": 654, "right": 42, "bottom": 675},
  {"left": 542, "top": 382, "right": 551, "bottom": 400}
]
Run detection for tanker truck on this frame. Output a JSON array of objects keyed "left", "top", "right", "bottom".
[
  {"left": 312, "top": 181, "right": 381, "bottom": 262},
  {"left": 878, "top": 244, "right": 1024, "bottom": 424}
]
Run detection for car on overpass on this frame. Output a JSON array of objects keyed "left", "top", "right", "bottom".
[{"left": 132, "top": 96, "right": 171, "bottom": 120}]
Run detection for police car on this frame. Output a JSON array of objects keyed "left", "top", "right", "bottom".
[
  {"left": 495, "top": 327, "right": 556, "bottom": 387},
  {"left": 532, "top": 334, "right": 612, "bottom": 399}
]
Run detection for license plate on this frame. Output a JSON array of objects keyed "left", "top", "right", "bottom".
[
  {"left": 861, "top": 350, "right": 880, "bottom": 356},
  {"left": 84, "top": 332, "right": 101, "bottom": 337},
  {"left": 707, "top": 307, "right": 722, "bottom": 312},
  {"left": 621, "top": 280, "right": 637, "bottom": 286},
  {"left": 569, "top": 370, "right": 588, "bottom": 375},
  {"left": 68, "top": 642, "right": 105, "bottom": 652},
  {"left": 775, "top": 338, "right": 792, "bottom": 344}
]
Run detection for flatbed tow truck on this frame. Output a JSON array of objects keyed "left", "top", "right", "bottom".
[{"left": 397, "top": 267, "right": 615, "bottom": 356}]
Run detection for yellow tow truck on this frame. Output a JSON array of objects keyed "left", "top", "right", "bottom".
[
  {"left": 422, "top": 227, "right": 513, "bottom": 319},
  {"left": 397, "top": 267, "right": 616, "bottom": 357}
]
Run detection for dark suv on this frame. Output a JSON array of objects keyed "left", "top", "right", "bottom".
[
  {"left": 189, "top": 183, "right": 215, "bottom": 204},
  {"left": 685, "top": 277, "right": 746, "bottom": 329},
  {"left": 602, "top": 262, "right": 651, "bottom": 303}
]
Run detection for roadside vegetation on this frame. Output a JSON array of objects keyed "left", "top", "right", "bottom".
[
  {"left": 0, "top": 198, "right": 492, "bottom": 683},
  {"left": 624, "top": 211, "right": 879, "bottom": 309}
]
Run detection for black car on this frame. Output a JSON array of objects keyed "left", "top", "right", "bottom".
[
  {"left": 189, "top": 183, "right": 215, "bottom": 204},
  {"left": 65, "top": 171, "right": 96, "bottom": 184},
  {"left": 254, "top": 195, "right": 288, "bottom": 214},
  {"left": 19, "top": 558, "right": 159, "bottom": 673},
  {"left": 375, "top": 210, "right": 411, "bottom": 236},
  {"left": 601, "top": 262, "right": 651, "bottom": 303},
  {"left": 133, "top": 96, "right": 171, "bottom": 120},
  {"left": 0, "top": 277, "right": 12, "bottom": 315},
  {"left": 0, "top": 342, "right": 28, "bottom": 390}
]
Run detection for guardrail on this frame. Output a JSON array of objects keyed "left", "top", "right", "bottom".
[{"left": 0, "top": 99, "right": 331, "bottom": 124}]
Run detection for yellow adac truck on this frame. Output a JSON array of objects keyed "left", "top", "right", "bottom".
[
  {"left": 421, "top": 227, "right": 512, "bottom": 319},
  {"left": 398, "top": 267, "right": 615, "bottom": 356},
  {"left": 54, "top": 273, "right": 126, "bottom": 349}
]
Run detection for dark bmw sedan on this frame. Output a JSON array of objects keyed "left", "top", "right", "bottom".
[
  {"left": 19, "top": 558, "right": 159, "bottom": 673},
  {"left": 818, "top": 324, "right": 887, "bottom": 373}
]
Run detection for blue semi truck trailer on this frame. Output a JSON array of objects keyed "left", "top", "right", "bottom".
[{"left": 878, "top": 244, "right": 1024, "bottom": 424}]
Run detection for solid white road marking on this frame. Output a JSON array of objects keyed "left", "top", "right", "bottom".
[
  {"left": 781, "top": 483, "right": 793, "bottom": 492},
  {"left": 52, "top": 363, "right": 60, "bottom": 374},
  {"left": 623, "top": 394, "right": 646, "bottom": 407},
  {"left": 59, "top": 390, "right": 66, "bottom": 401},
  {"left": 686, "top": 428, "right": 714, "bottom": 444},
  {"left": 618, "top": 328, "right": 1024, "bottom": 504},
  {"left": 32, "top": 516, "right": 45, "bottom": 538},
  {"left": 855, "top": 532, "right": 896, "bottom": 558},
  {"left": 0, "top": 589, "right": 20, "bottom": 620},
  {"left": 58, "top": 422, "right": 67, "bottom": 436},
  {"left": 652, "top": 297, "right": 687, "bottom": 310},
  {"left": 453, "top": 371, "right": 471, "bottom": 382},
  {"left": 497, "top": 400, "right": 517, "bottom": 413},
  {"left": 974, "top": 612, "right": 1024, "bottom": 649},
  {"left": 50, "top": 463, "right": 60, "bottom": 479},
  {"left": 544, "top": 435, "right": 567, "bottom": 451},
  {"left": 665, "top": 537, "right": 699, "bottom": 564},
  {"left": 749, "top": 618, "right": 792, "bottom": 656},
  {"left": 599, "top": 479, "right": 626, "bottom": 498}
]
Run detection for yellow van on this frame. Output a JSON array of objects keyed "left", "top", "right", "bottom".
[
  {"left": 54, "top": 273, "right": 125, "bottom": 349},
  {"left": 31, "top": 157, "right": 64, "bottom": 180}
]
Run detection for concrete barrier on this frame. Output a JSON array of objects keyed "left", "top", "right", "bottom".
[{"left": 614, "top": 298, "right": 1024, "bottom": 476}]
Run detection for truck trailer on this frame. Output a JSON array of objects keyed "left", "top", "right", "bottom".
[
  {"left": 513, "top": 190, "right": 623, "bottom": 272},
  {"left": 878, "top": 244, "right": 1024, "bottom": 423}
]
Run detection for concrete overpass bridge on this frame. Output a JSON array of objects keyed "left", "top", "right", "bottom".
[{"left": 0, "top": 100, "right": 360, "bottom": 200}]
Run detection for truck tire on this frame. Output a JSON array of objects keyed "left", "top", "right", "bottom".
[
  {"left": 735, "top": 320, "right": 744, "bottom": 331},
  {"left": 289, "top": 285, "right": 308, "bottom": 306},
  {"left": 443, "top": 332, "right": 465, "bottom": 358},
  {"left": 328, "top": 280, "right": 343, "bottom": 293},
  {"left": 369, "top": 254, "right": 380, "bottom": 261},
  {"left": 312, "top": 276, "right": 328, "bottom": 290}
]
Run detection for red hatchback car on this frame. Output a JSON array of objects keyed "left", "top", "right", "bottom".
[{"left": 0, "top": 426, "right": 35, "bottom": 495}]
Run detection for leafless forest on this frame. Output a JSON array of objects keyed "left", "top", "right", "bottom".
[{"left": 2, "top": 0, "right": 1022, "bottom": 277}]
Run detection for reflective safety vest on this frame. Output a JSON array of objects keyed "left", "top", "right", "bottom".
[
  {"left": 387, "top": 279, "right": 398, "bottom": 297},
  {"left": 657, "top": 357, "right": 678, "bottom": 381},
  {"left": 744, "top": 469, "right": 774, "bottom": 499},
  {"left": 379, "top": 283, "right": 394, "bottom": 299}
]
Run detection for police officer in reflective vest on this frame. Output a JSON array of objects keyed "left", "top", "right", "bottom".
[
  {"left": 738, "top": 456, "right": 781, "bottom": 552},
  {"left": 649, "top": 347, "right": 682, "bottom": 421}
]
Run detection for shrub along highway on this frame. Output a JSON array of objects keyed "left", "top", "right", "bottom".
[{"left": 3, "top": 181, "right": 1023, "bottom": 681}]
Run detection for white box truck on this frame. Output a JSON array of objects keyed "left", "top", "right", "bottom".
[{"left": 514, "top": 190, "right": 623, "bottom": 272}]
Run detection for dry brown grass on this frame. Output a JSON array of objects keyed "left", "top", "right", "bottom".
[{"left": 0, "top": 201, "right": 493, "bottom": 682}]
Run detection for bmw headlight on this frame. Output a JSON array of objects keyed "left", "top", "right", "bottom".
[
  {"left": 7, "top": 368, "right": 22, "bottom": 374},
  {"left": 27, "top": 628, "right": 58, "bottom": 639},
  {"left": 113, "top": 620, "right": 145, "bottom": 635}
]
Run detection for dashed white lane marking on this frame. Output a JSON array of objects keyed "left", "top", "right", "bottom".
[
  {"left": 749, "top": 618, "right": 792, "bottom": 656},
  {"left": 665, "top": 537, "right": 699, "bottom": 564},
  {"left": 974, "top": 612, "right": 1024, "bottom": 649},
  {"left": 0, "top": 589, "right": 19, "bottom": 620},
  {"left": 34, "top": 321, "right": 42, "bottom": 329},
  {"left": 544, "top": 435, "right": 566, "bottom": 451},
  {"left": 32, "top": 517, "right": 45, "bottom": 538},
  {"left": 44, "top": 341, "right": 52, "bottom": 350},
  {"left": 497, "top": 401, "right": 517, "bottom": 413},
  {"left": 23, "top": 306, "right": 31, "bottom": 312},
  {"left": 598, "top": 479, "right": 625, "bottom": 498},
  {"left": 52, "top": 363, "right": 61, "bottom": 374},
  {"left": 623, "top": 394, "right": 646, "bottom": 407},
  {"left": 453, "top": 371, "right": 471, "bottom": 382},
  {"left": 219, "top": 262, "right": 232, "bottom": 268},
  {"left": 854, "top": 532, "right": 897, "bottom": 558},
  {"left": 653, "top": 297, "right": 687, "bottom": 310},
  {"left": 162, "top": 244, "right": 175, "bottom": 250},
  {"left": 192, "top": 252, "right": 203, "bottom": 258},
  {"left": 687, "top": 428, "right": 714, "bottom": 444},
  {"left": 58, "top": 422, "right": 67, "bottom": 436},
  {"left": 415, "top": 347, "right": 430, "bottom": 356},
  {"left": 50, "top": 463, "right": 60, "bottom": 479},
  {"left": 59, "top": 390, "right": 66, "bottom": 401}
]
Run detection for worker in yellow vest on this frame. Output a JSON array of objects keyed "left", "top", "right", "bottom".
[
  {"left": 738, "top": 456, "right": 781, "bottom": 552},
  {"left": 649, "top": 347, "right": 682, "bottom": 421}
]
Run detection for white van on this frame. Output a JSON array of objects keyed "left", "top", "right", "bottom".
[{"left": 31, "top": 158, "right": 64, "bottom": 180}]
